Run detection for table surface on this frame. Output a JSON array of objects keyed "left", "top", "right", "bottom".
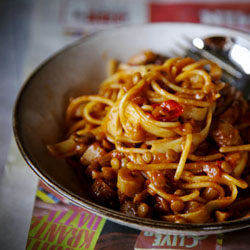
[
  {"left": 0, "top": 2, "right": 35, "bottom": 250},
  {"left": 0, "top": 0, "right": 31, "bottom": 176}
]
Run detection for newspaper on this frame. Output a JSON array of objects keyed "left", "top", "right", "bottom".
[
  {"left": 26, "top": 182, "right": 105, "bottom": 250},
  {"left": 25, "top": 182, "right": 250, "bottom": 249},
  {"left": 26, "top": 181, "right": 223, "bottom": 250}
]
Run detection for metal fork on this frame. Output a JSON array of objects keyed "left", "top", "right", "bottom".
[{"left": 172, "top": 35, "right": 250, "bottom": 99}]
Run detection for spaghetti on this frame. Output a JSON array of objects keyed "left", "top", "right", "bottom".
[{"left": 47, "top": 50, "right": 250, "bottom": 223}]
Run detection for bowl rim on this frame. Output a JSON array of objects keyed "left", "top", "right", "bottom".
[{"left": 13, "top": 22, "right": 250, "bottom": 235}]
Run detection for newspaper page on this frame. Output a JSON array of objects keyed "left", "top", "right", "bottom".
[{"left": 26, "top": 181, "right": 222, "bottom": 250}]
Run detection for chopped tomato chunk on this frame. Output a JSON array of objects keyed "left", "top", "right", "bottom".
[{"left": 152, "top": 100, "right": 184, "bottom": 122}]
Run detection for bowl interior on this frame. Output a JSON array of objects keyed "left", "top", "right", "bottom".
[{"left": 13, "top": 23, "right": 250, "bottom": 235}]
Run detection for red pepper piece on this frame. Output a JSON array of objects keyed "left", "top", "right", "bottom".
[{"left": 152, "top": 100, "right": 184, "bottom": 122}]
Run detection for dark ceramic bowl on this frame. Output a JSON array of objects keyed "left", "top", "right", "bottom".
[{"left": 13, "top": 23, "right": 250, "bottom": 235}]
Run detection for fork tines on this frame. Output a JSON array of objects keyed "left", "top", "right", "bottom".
[{"left": 171, "top": 35, "right": 244, "bottom": 87}]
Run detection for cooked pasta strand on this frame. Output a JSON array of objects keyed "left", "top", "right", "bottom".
[{"left": 175, "top": 134, "right": 192, "bottom": 180}]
